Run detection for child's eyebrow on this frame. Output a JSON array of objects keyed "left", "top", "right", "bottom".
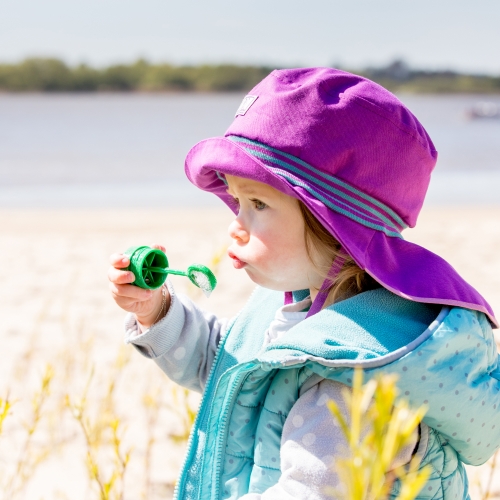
[{"left": 227, "top": 185, "right": 265, "bottom": 197}]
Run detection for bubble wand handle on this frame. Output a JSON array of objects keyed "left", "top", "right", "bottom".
[{"left": 163, "top": 269, "right": 189, "bottom": 277}]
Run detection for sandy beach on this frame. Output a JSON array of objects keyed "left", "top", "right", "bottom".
[{"left": 0, "top": 206, "right": 499, "bottom": 499}]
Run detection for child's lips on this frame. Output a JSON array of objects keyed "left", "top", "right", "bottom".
[{"left": 228, "top": 250, "right": 247, "bottom": 269}]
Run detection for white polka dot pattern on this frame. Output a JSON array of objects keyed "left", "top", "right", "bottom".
[
  {"left": 302, "top": 433, "right": 316, "bottom": 446},
  {"left": 174, "top": 346, "right": 186, "bottom": 360},
  {"left": 316, "top": 393, "right": 329, "bottom": 406},
  {"left": 342, "top": 308, "right": 500, "bottom": 468}
]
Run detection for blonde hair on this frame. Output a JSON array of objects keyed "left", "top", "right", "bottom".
[{"left": 299, "top": 201, "right": 378, "bottom": 307}]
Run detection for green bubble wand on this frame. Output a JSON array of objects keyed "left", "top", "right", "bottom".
[{"left": 124, "top": 245, "right": 217, "bottom": 297}]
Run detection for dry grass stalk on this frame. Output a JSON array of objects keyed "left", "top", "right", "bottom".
[
  {"left": 12, "top": 296, "right": 53, "bottom": 383},
  {"left": 327, "top": 369, "right": 430, "bottom": 500},
  {"left": 0, "top": 396, "right": 12, "bottom": 435},
  {"left": 141, "top": 385, "right": 161, "bottom": 499},
  {"left": 66, "top": 350, "right": 132, "bottom": 500},
  {"left": 475, "top": 451, "right": 500, "bottom": 500},
  {"left": 166, "top": 386, "right": 197, "bottom": 444},
  {"left": 2, "top": 364, "right": 54, "bottom": 499}
]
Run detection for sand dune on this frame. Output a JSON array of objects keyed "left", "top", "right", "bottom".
[{"left": 0, "top": 206, "right": 498, "bottom": 499}]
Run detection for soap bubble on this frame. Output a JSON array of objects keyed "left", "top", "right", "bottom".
[{"left": 190, "top": 270, "right": 213, "bottom": 297}]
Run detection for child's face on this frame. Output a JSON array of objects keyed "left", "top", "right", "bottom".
[{"left": 226, "top": 175, "right": 325, "bottom": 295}]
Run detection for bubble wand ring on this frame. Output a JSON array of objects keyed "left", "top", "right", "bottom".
[{"left": 123, "top": 245, "right": 217, "bottom": 297}]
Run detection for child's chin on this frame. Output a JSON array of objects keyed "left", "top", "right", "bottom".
[
  {"left": 244, "top": 269, "right": 272, "bottom": 288},
  {"left": 245, "top": 271, "right": 293, "bottom": 292},
  {"left": 244, "top": 268, "right": 261, "bottom": 285}
]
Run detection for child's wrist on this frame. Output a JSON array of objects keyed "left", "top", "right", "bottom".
[{"left": 136, "top": 285, "right": 171, "bottom": 330}]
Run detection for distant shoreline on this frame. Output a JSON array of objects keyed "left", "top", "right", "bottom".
[
  {"left": 1, "top": 59, "right": 500, "bottom": 94},
  {"left": 2, "top": 89, "right": 500, "bottom": 96}
]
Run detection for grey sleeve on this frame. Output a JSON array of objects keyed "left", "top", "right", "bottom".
[
  {"left": 241, "top": 379, "right": 418, "bottom": 500},
  {"left": 124, "top": 280, "right": 228, "bottom": 393}
]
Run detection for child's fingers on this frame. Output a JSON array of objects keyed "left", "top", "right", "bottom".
[
  {"left": 108, "top": 267, "right": 135, "bottom": 285},
  {"left": 151, "top": 244, "right": 166, "bottom": 252},
  {"left": 109, "top": 253, "right": 130, "bottom": 268},
  {"left": 112, "top": 296, "right": 140, "bottom": 310},
  {"left": 109, "top": 282, "right": 153, "bottom": 302}
]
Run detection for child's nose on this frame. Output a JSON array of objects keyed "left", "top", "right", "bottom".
[{"left": 228, "top": 218, "right": 249, "bottom": 243}]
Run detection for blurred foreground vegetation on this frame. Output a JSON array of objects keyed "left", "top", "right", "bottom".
[{"left": 1, "top": 58, "right": 500, "bottom": 93}]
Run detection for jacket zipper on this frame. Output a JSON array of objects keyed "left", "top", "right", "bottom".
[
  {"left": 173, "top": 288, "right": 260, "bottom": 500},
  {"left": 211, "top": 368, "right": 253, "bottom": 500},
  {"left": 172, "top": 326, "right": 233, "bottom": 500},
  {"left": 172, "top": 287, "right": 259, "bottom": 500}
]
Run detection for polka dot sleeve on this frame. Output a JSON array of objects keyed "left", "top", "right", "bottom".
[{"left": 125, "top": 279, "right": 228, "bottom": 393}]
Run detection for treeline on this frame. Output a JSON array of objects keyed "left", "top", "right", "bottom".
[
  {"left": 0, "top": 59, "right": 273, "bottom": 92},
  {"left": 359, "top": 60, "right": 500, "bottom": 94},
  {"left": 1, "top": 58, "right": 500, "bottom": 93}
]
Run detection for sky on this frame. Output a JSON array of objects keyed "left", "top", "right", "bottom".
[{"left": 1, "top": 0, "right": 500, "bottom": 74}]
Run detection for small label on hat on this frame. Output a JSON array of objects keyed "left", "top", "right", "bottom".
[{"left": 235, "top": 95, "right": 258, "bottom": 117}]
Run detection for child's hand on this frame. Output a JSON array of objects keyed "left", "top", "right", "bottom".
[{"left": 108, "top": 244, "right": 171, "bottom": 329}]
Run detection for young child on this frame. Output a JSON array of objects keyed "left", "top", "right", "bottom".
[{"left": 108, "top": 68, "right": 500, "bottom": 499}]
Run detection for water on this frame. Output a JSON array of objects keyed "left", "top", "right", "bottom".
[{"left": 0, "top": 93, "right": 499, "bottom": 207}]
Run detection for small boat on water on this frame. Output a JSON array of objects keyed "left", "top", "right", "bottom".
[{"left": 466, "top": 101, "right": 500, "bottom": 120}]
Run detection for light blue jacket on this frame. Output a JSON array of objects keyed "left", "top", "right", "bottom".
[{"left": 132, "top": 286, "right": 500, "bottom": 500}]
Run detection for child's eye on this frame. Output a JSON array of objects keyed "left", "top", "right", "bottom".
[{"left": 252, "top": 199, "right": 267, "bottom": 211}]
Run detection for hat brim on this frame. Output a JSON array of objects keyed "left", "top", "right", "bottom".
[{"left": 185, "top": 137, "right": 497, "bottom": 327}]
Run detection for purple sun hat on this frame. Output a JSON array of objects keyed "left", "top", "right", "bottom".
[{"left": 184, "top": 67, "right": 497, "bottom": 327}]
